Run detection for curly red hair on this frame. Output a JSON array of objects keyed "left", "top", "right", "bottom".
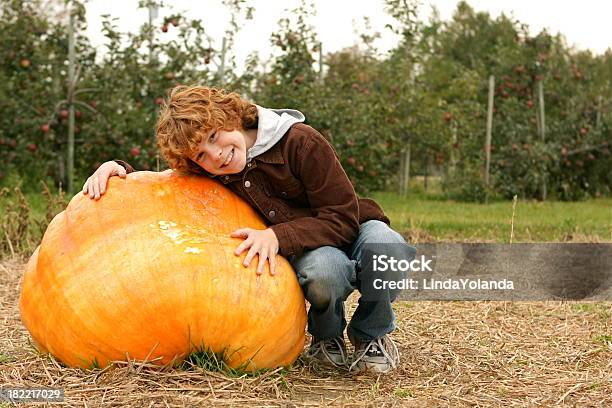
[{"left": 156, "top": 85, "right": 258, "bottom": 174}]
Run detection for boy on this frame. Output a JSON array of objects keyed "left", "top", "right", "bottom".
[{"left": 83, "top": 85, "right": 415, "bottom": 373}]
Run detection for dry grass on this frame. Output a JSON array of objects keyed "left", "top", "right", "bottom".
[{"left": 1, "top": 257, "right": 610, "bottom": 407}]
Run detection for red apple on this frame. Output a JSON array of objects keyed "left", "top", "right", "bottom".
[
  {"left": 75, "top": 110, "right": 82, "bottom": 119},
  {"left": 580, "top": 127, "right": 588, "bottom": 135},
  {"left": 40, "top": 123, "right": 50, "bottom": 133},
  {"left": 27, "top": 143, "right": 37, "bottom": 152},
  {"left": 130, "top": 147, "right": 141, "bottom": 157},
  {"left": 59, "top": 109, "right": 69, "bottom": 119},
  {"left": 20, "top": 58, "right": 31, "bottom": 68},
  {"left": 161, "top": 24, "right": 168, "bottom": 33},
  {"left": 526, "top": 100, "right": 534, "bottom": 108},
  {"left": 347, "top": 157, "right": 356, "bottom": 166},
  {"left": 155, "top": 97, "right": 164, "bottom": 105}
]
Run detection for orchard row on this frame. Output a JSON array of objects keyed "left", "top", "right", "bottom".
[{"left": 0, "top": 0, "right": 609, "bottom": 200}]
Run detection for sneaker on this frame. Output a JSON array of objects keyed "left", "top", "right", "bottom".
[
  {"left": 349, "top": 334, "right": 400, "bottom": 373},
  {"left": 304, "top": 336, "right": 348, "bottom": 368}
]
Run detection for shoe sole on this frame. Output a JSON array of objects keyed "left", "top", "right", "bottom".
[{"left": 350, "top": 361, "right": 394, "bottom": 374}]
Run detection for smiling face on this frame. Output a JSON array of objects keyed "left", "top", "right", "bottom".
[{"left": 191, "top": 127, "right": 255, "bottom": 175}]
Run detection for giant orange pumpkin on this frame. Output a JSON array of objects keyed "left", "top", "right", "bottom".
[{"left": 19, "top": 170, "right": 306, "bottom": 370}]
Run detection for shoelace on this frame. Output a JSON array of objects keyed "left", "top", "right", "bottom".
[
  {"left": 307, "top": 337, "right": 347, "bottom": 367},
  {"left": 349, "top": 337, "right": 399, "bottom": 372},
  {"left": 366, "top": 343, "right": 383, "bottom": 357}
]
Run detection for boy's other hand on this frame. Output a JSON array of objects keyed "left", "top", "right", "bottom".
[
  {"left": 82, "top": 161, "right": 127, "bottom": 200},
  {"left": 231, "top": 228, "right": 279, "bottom": 276}
]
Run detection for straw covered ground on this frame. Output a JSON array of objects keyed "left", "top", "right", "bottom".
[{"left": 1, "top": 257, "right": 610, "bottom": 407}]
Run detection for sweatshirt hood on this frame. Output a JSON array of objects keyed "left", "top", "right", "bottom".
[{"left": 247, "top": 105, "right": 305, "bottom": 161}]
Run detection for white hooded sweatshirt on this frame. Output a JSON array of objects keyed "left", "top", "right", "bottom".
[{"left": 246, "top": 105, "right": 305, "bottom": 162}]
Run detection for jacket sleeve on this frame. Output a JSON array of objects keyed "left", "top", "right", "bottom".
[
  {"left": 270, "top": 131, "right": 360, "bottom": 257},
  {"left": 114, "top": 160, "right": 135, "bottom": 173}
]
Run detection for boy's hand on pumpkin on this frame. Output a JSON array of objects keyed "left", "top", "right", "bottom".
[
  {"left": 82, "top": 161, "right": 127, "bottom": 200},
  {"left": 231, "top": 228, "right": 279, "bottom": 276}
]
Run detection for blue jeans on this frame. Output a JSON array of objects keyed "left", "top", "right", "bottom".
[{"left": 290, "top": 220, "right": 416, "bottom": 342}]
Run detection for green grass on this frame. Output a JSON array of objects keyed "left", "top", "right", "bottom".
[
  {"left": 1, "top": 180, "right": 610, "bottom": 254},
  {"left": 179, "top": 344, "right": 275, "bottom": 378},
  {"left": 571, "top": 304, "right": 611, "bottom": 321},
  {"left": 393, "top": 387, "right": 414, "bottom": 398},
  {"left": 0, "top": 354, "right": 14, "bottom": 364},
  {"left": 592, "top": 335, "right": 612, "bottom": 346},
  {"left": 372, "top": 190, "right": 612, "bottom": 242}
]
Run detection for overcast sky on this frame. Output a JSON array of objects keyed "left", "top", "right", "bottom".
[{"left": 83, "top": 0, "right": 611, "bottom": 67}]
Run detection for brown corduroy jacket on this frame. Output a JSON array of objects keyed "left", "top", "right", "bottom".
[{"left": 117, "top": 123, "right": 389, "bottom": 258}]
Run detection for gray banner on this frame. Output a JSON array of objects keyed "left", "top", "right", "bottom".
[{"left": 359, "top": 243, "right": 611, "bottom": 301}]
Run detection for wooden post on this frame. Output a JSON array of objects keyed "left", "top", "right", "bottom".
[
  {"left": 404, "top": 143, "right": 411, "bottom": 196},
  {"left": 399, "top": 149, "right": 405, "bottom": 197},
  {"left": 148, "top": 3, "right": 158, "bottom": 64},
  {"left": 449, "top": 122, "right": 457, "bottom": 176},
  {"left": 538, "top": 80, "right": 547, "bottom": 200},
  {"left": 318, "top": 42, "right": 323, "bottom": 83},
  {"left": 217, "top": 36, "right": 227, "bottom": 86},
  {"left": 399, "top": 142, "right": 411, "bottom": 197},
  {"left": 148, "top": 4, "right": 158, "bottom": 162},
  {"left": 484, "top": 75, "right": 494, "bottom": 202},
  {"left": 424, "top": 151, "right": 429, "bottom": 191},
  {"left": 538, "top": 81, "right": 546, "bottom": 140},
  {"left": 66, "top": 6, "right": 75, "bottom": 195}
]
